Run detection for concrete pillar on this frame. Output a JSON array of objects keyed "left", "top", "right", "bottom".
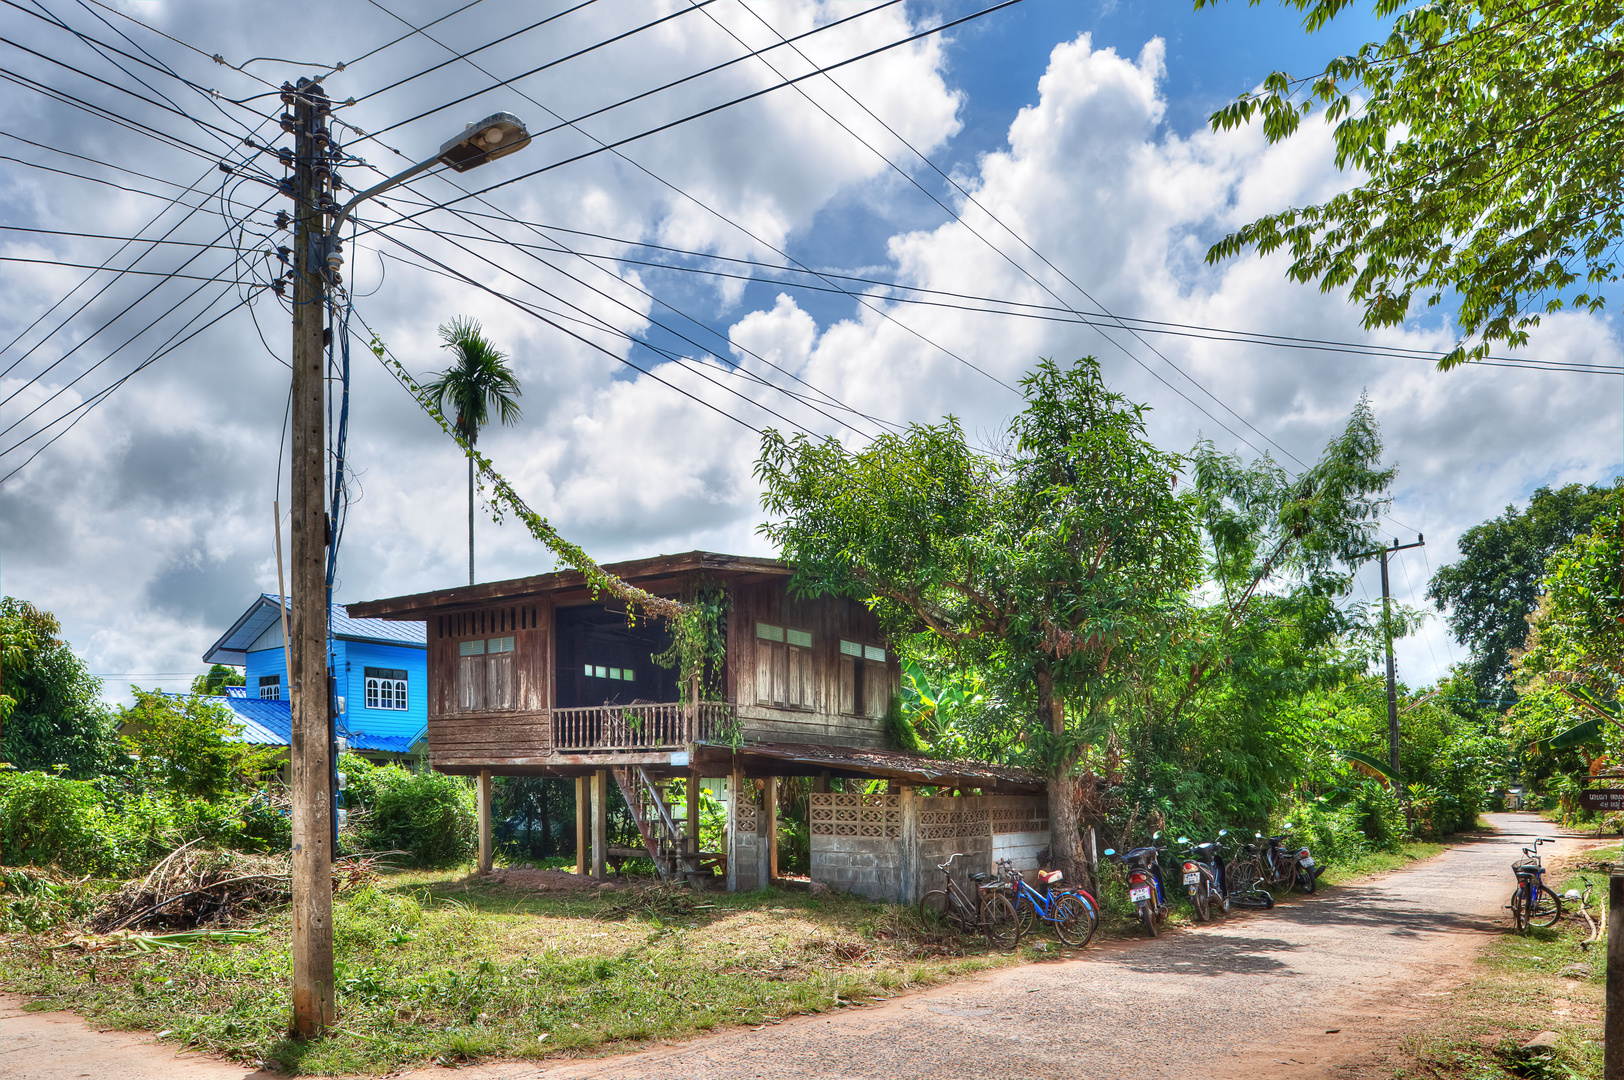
[
  {"left": 574, "top": 776, "right": 588, "bottom": 875},
  {"left": 814, "top": 771, "right": 830, "bottom": 794},
  {"left": 899, "top": 786, "right": 919, "bottom": 904},
  {"left": 590, "top": 769, "right": 608, "bottom": 880},
  {"left": 476, "top": 769, "right": 493, "bottom": 874}
]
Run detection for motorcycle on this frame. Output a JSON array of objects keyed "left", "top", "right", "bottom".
[
  {"left": 1178, "top": 830, "right": 1229, "bottom": 922},
  {"left": 1103, "top": 831, "right": 1168, "bottom": 937},
  {"left": 1258, "top": 823, "right": 1324, "bottom": 894}
]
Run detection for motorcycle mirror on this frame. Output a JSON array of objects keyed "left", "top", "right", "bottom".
[
  {"left": 1152, "top": 830, "right": 1162, "bottom": 840},
  {"left": 1177, "top": 836, "right": 1190, "bottom": 844},
  {"left": 1284, "top": 822, "right": 1293, "bottom": 829},
  {"left": 1102, "top": 848, "right": 1116, "bottom": 857},
  {"left": 1219, "top": 829, "right": 1228, "bottom": 837},
  {"left": 1255, "top": 831, "right": 1262, "bottom": 838}
]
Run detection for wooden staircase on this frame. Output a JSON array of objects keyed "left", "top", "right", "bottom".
[{"left": 611, "top": 765, "right": 694, "bottom": 882}]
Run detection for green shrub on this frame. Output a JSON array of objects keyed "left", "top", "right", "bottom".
[
  {"left": 355, "top": 765, "right": 475, "bottom": 868},
  {"left": 0, "top": 769, "right": 133, "bottom": 876}
]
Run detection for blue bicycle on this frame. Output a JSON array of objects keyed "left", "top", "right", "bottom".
[
  {"left": 1510, "top": 837, "right": 1562, "bottom": 931},
  {"left": 993, "top": 857, "right": 1096, "bottom": 946}
]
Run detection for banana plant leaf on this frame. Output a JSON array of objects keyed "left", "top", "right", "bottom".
[
  {"left": 1530, "top": 715, "right": 1605, "bottom": 755},
  {"left": 1342, "top": 749, "right": 1405, "bottom": 786}
]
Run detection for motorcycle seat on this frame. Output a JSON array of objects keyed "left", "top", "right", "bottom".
[
  {"left": 969, "top": 872, "right": 991, "bottom": 883},
  {"left": 1038, "top": 869, "right": 1064, "bottom": 884}
]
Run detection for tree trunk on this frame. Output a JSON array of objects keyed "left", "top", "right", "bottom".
[
  {"left": 467, "top": 450, "right": 475, "bottom": 586},
  {"left": 1036, "top": 667, "right": 1082, "bottom": 881}
]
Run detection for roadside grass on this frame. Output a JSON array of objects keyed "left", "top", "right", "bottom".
[
  {"left": 1386, "top": 859, "right": 1607, "bottom": 1080},
  {"left": 1318, "top": 841, "right": 1447, "bottom": 888},
  {"left": 0, "top": 868, "right": 1018, "bottom": 1075}
]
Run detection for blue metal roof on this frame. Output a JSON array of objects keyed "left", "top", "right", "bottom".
[
  {"left": 204, "top": 594, "right": 425, "bottom": 665},
  {"left": 200, "top": 692, "right": 424, "bottom": 755}
]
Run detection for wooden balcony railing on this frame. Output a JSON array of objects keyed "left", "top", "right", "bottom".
[{"left": 551, "top": 701, "right": 732, "bottom": 753}]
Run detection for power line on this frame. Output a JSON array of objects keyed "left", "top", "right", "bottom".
[
  {"left": 0, "top": 189, "right": 272, "bottom": 423},
  {"left": 349, "top": 0, "right": 607, "bottom": 110},
  {"left": 1, "top": 286, "right": 258, "bottom": 481},
  {"left": 370, "top": 203, "right": 1624, "bottom": 378},
  {"left": 372, "top": 226, "right": 868, "bottom": 439},
  {"left": 363, "top": 232, "right": 771, "bottom": 436},
  {"left": 347, "top": 0, "right": 1018, "bottom": 404},
  {"left": 342, "top": 0, "right": 492, "bottom": 70},
  {"left": 348, "top": 2, "right": 1023, "bottom": 236}
]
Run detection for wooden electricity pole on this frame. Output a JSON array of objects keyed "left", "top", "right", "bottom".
[{"left": 288, "top": 76, "right": 335, "bottom": 1037}]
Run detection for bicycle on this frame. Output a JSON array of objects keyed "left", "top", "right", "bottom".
[
  {"left": 992, "top": 857, "right": 1097, "bottom": 946},
  {"left": 1223, "top": 835, "right": 1275, "bottom": 910},
  {"left": 1509, "top": 837, "right": 1562, "bottom": 931},
  {"left": 919, "top": 852, "right": 1020, "bottom": 950}
]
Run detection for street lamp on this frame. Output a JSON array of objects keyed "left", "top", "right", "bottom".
[
  {"left": 284, "top": 82, "right": 530, "bottom": 1038},
  {"left": 328, "top": 112, "right": 531, "bottom": 241}
]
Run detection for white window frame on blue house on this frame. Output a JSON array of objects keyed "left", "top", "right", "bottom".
[
  {"left": 364, "top": 667, "right": 409, "bottom": 711},
  {"left": 258, "top": 675, "right": 281, "bottom": 701}
]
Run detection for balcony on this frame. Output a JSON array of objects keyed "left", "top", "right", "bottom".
[{"left": 551, "top": 700, "right": 732, "bottom": 753}]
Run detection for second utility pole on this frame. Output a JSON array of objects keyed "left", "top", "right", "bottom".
[
  {"left": 289, "top": 75, "right": 335, "bottom": 1036},
  {"left": 1375, "top": 535, "right": 1425, "bottom": 773}
]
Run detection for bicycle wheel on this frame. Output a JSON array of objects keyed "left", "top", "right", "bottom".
[
  {"left": 1527, "top": 885, "right": 1563, "bottom": 928},
  {"left": 982, "top": 890, "right": 1020, "bottom": 950},
  {"left": 1193, "top": 879, "right": 1211, "bottom": 922},
  {"left": 1015, "top": 892, "right": 1042, "bottom": 937},
  {"left": 920, "top": 889, "right": 967, "bottom": 934},
  {"left": 1510, "top": 887, "right": 1528, "bottom": 931},
  {"left": 1050, "top": 893, "right": 1091, "bottom": 946}
]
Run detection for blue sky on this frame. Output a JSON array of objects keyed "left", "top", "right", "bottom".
[{"left": 1, "top": 0, "right": 1618, "bottom": 697}]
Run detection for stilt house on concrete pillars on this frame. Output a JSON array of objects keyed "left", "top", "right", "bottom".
[{"left": 346, "top": 550, "right": 1047, "bottom": 900}]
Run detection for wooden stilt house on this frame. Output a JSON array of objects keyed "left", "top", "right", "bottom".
[{"left": 347, "top": 550, "right": 1043, "bottom": 897}]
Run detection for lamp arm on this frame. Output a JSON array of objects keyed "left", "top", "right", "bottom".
[{"left": 328, "top": 154, "right": 439, "bottom": 239}]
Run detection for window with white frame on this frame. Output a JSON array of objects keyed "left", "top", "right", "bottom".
[
  {"left": 257, "top": 674, "right": 281, "bottom": 701},
  {"left": 364, "top": 667, "right": 409, "bottom": 711}
]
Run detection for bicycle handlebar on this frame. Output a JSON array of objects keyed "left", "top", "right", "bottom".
[{"left": 936, "top": 852, "right": 968, "bottom": 872}]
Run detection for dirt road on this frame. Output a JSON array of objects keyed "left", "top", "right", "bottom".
[{"left": 0, "top": 813, "right": 1593, "bottom": 1079}]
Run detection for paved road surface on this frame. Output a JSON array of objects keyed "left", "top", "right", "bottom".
[{"left": 0, "top": 813, "right": 1595, "bottom": 1079}]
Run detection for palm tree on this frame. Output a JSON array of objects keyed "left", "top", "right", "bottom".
[{"left": 422, "top": 317, "right": 522, "bottom": 585}]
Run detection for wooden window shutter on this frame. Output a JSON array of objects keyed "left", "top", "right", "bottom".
[
  {"left": 458, "top": 655, "right": 485, "bottom": 712},
  {"left": 487, "top": 652, "right": 514, "bottom": 711},
  {"left": 839, "top": 655, "right": 856, "bottom": 715}
]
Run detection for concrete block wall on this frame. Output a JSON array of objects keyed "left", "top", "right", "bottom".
[
  {"left": 810, "top": 834, "right": 902, "bottom": 900},
  {"left": 806, "top": 791, "right": 1049, "bottom": 905}
]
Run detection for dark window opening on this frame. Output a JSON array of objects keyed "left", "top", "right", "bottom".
[{"left": 555, "top": 603, "right": 681, "bottom": 709}]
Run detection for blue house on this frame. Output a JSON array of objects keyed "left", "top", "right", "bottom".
[{"left": 202, "top": 594, "right": 428, "bottom": 759}]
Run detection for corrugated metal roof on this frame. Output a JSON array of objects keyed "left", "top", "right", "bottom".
[
  {"left": 204, "top": 594, "right": 424, "bottom": 665},
  {"left": 200, "top": 693, "right": 424, "bottom": 755}
]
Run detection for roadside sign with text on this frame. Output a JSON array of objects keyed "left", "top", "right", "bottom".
[{"left": 1579, "top": 788, "right": 1624, "bottom": 813}]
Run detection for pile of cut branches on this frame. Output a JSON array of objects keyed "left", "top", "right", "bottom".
[
  {"left": 593, "top": 882, "right": 715, "bottom": 921},
  {"left": 93, "top": 843, "right": 387, "bottom": 932}
]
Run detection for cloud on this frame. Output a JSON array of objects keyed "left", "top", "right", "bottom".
[{"left": 1, "top": 8, "right": 1617, "bottom": 701}]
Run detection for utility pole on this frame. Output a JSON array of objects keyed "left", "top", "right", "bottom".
[
  {"left": 288, "top": 75, "right": 335, "bottom": 1037},
  {"left": 1368, "top": 535, "right": 1426, "bottom": 774},
  {"left": 274, "top": 97, "right": 529, "bottom": 1036}
]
